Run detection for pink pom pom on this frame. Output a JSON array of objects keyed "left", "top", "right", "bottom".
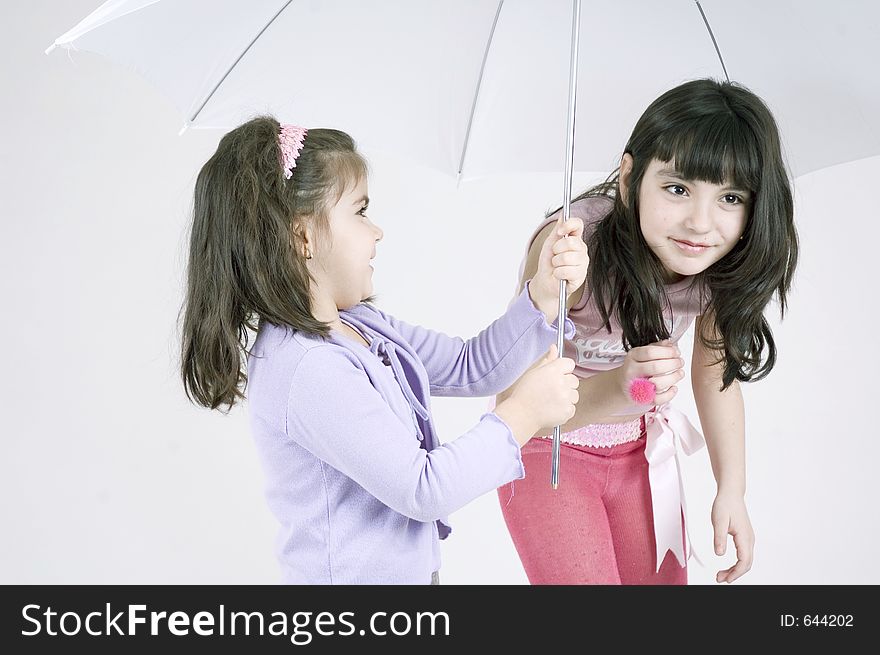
[{"left": 628, "top": 377, "right": 656, "bottom": 405}]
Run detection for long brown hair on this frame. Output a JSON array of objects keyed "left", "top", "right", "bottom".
[{"left": 180, "top": 116, "right": 368, "bottom": 410}]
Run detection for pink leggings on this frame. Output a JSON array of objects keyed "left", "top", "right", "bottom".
[{"left": 497, "top": 432, "right": 687, "bottom": 585}]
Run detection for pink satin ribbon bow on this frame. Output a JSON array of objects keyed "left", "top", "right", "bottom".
[{"left": 643, "top": 403, "right": 705, "bottom": 572}]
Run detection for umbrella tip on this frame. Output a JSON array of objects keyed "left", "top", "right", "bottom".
[
  {"left": 178, "top": 122, "right": 191, "bottom": 136},
  {"left": 44, "top": 43, "right": 57, "bottom": 55}
]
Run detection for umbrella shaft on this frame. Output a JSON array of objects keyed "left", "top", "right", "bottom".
[
  {"left": 551, "top": 278, "right": 567, "bottom": 489},
  {"left": 561, "top": 0, "right": 580, "bottom": 223},
  {"left": 552, "top": 0, "right": 581, "bottom": 489}
]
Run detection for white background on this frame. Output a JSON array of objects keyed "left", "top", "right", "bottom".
[{"left": 2, "top": 1, "right": 878, "bottom": 584}]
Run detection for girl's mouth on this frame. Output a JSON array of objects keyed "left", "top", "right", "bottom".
[{"left": 672, "top": 238, "right": 711, "bottom": 254}]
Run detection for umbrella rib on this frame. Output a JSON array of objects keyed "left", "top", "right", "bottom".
[
  {"left": 457, "top": 0, "right": 505, "bottom": 179},
  {"left": 187, "top": 0, "right": 294, "bottom": 125},
  {"left": 46, "top": 0, "right": 164, "bottom": 54},
  {"left": 695, "top": 1, "right": 730, "bottom": 82}
]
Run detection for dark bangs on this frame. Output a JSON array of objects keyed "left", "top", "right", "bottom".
[{"left": 651, "top": 109, "right": 762, "bottom": 194}]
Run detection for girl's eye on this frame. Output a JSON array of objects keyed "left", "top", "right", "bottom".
[
  {"left": 721, "top": 194, "right": 743, "bottom": 205},
  {"left": 357, "top": 206, "right": 368, "bottom": 217},
  {"left": 665, "top": 184, "right": 687, "bottom": 196}
]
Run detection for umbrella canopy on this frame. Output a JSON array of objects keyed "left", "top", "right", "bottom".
[{"left": 47, "top": 0, "right": 880, "bottom": 180}]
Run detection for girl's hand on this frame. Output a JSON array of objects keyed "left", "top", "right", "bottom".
[
  {"left": 711, "top": 490, "right": 755, "bottom": 583},
  {"left": 528, "top": 217, "right": 588, "bottom": 322},
  {"left": 615, "top": 340, "right": 684, "bottom": 405},
  {"left": 494, "top": 345, "right": 579, "bottom": 445}
]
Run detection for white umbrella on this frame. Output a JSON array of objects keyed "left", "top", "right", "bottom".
[
  {"left": 47, "top": 0, "right": 880, "bottom": 484},
  {"left": 45, "top": 0, "right": 880, "bottom": 180}
]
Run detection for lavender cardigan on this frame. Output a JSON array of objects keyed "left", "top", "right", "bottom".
[{"left": 246, "top": 285, "right": 574, "bottom": 584}]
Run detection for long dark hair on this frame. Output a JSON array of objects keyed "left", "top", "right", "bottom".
[
  {"left": 565, "top": 78, "right": 798, "bottom": 390},
  {"left": 180, "top": 116, "right": 368, "bottom": 410}
]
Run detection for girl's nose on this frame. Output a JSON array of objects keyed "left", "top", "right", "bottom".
[
  {"left": 685, "top": 201, "right": 713, "bottom": 233},
  {"left": 373, "top": 221, "right": 384, "bottom": 242}
]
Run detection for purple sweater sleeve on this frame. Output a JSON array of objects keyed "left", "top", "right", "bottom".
[
  {"left": 376, "top": 282, "right": 575, "bottom": 396},
  {"left": 285, "top": 347, "right": 525, "bottom": 522}
]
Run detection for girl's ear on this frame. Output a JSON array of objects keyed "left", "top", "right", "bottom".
[
  {"left": 619, "top": 152, "right": 634, "bottom": 202},
  {"left": 291, "top": 221, "right": 314, "bottom": 260}
]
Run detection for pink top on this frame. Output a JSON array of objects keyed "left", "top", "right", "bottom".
[{"left": 518, "top": 196, "right": 709, "bottom": 417}]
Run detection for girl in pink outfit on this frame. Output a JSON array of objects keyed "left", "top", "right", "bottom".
[{"left": 496, "top": 78, "right": 798, "bottom": 585}]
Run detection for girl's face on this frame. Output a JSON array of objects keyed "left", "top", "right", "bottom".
[
  {"left": 624, "top": 156, "right": 750, "bottom": 282},
  {"left": 313, "top": 176, "right": 383, "bottom": 309}
]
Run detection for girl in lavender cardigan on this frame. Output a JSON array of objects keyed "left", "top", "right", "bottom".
[{"left": 179, "top": 116, "right": 588, "bottom": 584}]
